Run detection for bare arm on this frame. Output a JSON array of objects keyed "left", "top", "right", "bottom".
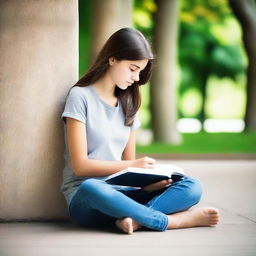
[
  {"left": 66, "top": 118, "right": 155, "bottom": 177},
  {"left": 122, "top": 130, "right": 137, "bottom": 161}
]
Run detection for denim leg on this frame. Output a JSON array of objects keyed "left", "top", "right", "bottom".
[
  {"left": 145, "top": 177, "right": 203, "bottom": 214},
  {"left": 69, "top": 178, "right": 168, "bottom": 231}
]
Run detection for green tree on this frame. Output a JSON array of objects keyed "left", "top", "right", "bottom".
[{"left": 178, "top": 0, "right": 245, "bottom": 123}]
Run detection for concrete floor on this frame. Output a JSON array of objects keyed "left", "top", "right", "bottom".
[{"left": 1, "top": 160, "right": 256, "bottom": 256}]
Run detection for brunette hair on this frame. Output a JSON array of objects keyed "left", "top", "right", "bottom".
[{"left": 74, "top": 27, "right": 154, "bottom": 126}]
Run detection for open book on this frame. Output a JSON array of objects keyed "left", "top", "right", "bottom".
[{"left": 105, "top": 164, "right": 185, "bottom": 187}]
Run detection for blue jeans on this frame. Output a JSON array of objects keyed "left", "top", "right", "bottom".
[{"left": 69, "top": 176, "right": 202, "bottom": 231}]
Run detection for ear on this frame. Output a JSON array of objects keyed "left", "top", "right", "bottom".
[{"left": 108, "top": 57, "right": 116, "bottom": 66}]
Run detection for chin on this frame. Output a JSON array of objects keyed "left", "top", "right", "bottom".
[{"left": 117, "top": 85, "right": 129, "bottom": 90}]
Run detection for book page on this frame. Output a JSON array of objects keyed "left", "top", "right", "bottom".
[{"left": 126, "top": 164, "right": 184, "bottom": 176}]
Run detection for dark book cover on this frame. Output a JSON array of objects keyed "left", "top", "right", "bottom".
[{"left": 106, "top": 171, "right": 185, "bottom": 187}]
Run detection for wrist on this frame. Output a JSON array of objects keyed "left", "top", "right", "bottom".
[{"left": 125, "top": 160, "right": 134, "bottom": 168}]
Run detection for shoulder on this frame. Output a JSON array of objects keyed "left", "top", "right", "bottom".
[
  {"left": 68, "top": 85, "right": 91, "bottom": 97},
  {"left": 67, "top": 86, "right": 93, "bottom": 104},
  {"left": 62, "top": 86, "right": 91, "bottom": 124}
]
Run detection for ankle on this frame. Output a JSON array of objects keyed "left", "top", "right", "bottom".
[{"left": 167, "top": 215, "right": 180, "bottom": 229}]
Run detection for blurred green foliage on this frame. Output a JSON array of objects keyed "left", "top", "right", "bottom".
[
  {"left": 133, "top": 0, "right": 156, "bottom": 40},
  {"left": 79, "top": 0, "right": 247, "bottom": 127},
  {"left": 132, "top": 0, "right": 247, "bottom": 128},
  {"left": 77, "top": 0, "right": 253, "bottom": 152},
  {"left": 78, "top": 0, "right": 92, "bottom": 77},
  {"left": 178, "top": 0, "right": 246, "bottom": 121}
]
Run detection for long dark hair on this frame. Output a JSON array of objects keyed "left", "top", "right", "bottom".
[{"left": 74, "top": 27, "right": 154, "bottom": 126}]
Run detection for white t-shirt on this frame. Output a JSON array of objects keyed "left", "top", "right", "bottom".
[{"left": 60, "top": 85, "right": 141, "bottom": 207}]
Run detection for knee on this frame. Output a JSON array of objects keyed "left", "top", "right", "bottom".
[
  {"left": 80, "top": 178, "right": 101, "bottom": 189},
  {"left": 79, "top": 178, "right": 104, "bottom": 195},
  {"left": 79, "top": 178, "right": 115, "bottom": 198},
  {"left": 182, "top": 177, "right": 203, "bottom": 204}
]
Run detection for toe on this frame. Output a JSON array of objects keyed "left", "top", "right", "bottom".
[{"left": 208, "top": 208, "right": 220, "bottom": 214}]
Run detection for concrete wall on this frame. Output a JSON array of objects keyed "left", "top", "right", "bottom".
[{"left": 0, "top": 0, "right": 78, "bottom": 220}]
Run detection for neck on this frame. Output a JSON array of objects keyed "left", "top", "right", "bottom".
[{"left": 92, "top": 74, "right": 116, "bottom": 98}]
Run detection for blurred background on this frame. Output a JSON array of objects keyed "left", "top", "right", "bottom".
[{"left": 78, "top": 0, "right": 256, "bottom": 155}]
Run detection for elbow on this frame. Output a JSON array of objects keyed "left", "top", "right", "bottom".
[
  {"left": 73, "top": 167, "right": 83, "bottom": 177},
  {"left": 71, "top": 158, "right": 89, "bottom": 177}
]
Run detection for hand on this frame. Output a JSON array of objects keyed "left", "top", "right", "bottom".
[
  {"left": 131, "top": 156, "right": 156, "bottom": 169},
  {"left": 142, "top": 179, "right": 173, "bottom": 192}
]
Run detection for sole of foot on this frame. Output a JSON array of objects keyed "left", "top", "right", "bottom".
[
  {"left": 115, "top": 217, "right": 141, "bottom": 235},
  {"left": 167, "top": 207, "right": 220, "bottom": 229}
]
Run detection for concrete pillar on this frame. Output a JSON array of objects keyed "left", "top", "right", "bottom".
[
  {"left": 0, "top": 0, "right": 78, "bottom": 220},
  {"left": 151, "top": 0, "right": 182, "bottom": 144},
  {"left": 91, "top": 0, "right": 133, "bottom": 59}
]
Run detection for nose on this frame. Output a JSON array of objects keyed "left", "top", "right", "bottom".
[{"left": 132, "top": 73, "right": 140, "bottom": 82}]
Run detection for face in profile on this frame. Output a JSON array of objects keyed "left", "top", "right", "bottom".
[{"left": 108, "top": 58, "right": 148, "bottom": 90}]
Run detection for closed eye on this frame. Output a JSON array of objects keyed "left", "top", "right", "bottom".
[{"left": 130, "top": 68, "right": 142, "bottom": 76}]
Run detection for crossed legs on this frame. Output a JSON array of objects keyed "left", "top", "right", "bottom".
[{"left": 69, "top": 177, "right": 220, "bottom": 234}]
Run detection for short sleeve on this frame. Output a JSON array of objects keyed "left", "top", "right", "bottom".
[
  {"left": 61, "top": 87, "right": 87, "bottom": 124},
  {"left": 131, "top": 113, "right": 141, "bottom": 131}
]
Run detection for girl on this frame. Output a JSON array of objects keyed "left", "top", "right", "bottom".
[{"left": 61, "top": 27, "right": 220, "bottom": 234}]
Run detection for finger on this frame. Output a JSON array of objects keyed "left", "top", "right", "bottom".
[
  {"left": 150, "top": 180, "right": 171, "bottom": 189},
  {"left": 145, "top": 156, "right": 156, "bottom": 164},
  {"left": 154, "top": 179, "right": 173, "bottom": 189},
  {"left": 156, "top": 179, "right": 172, "bottom": 185},
  {"left": 143, "top": 181, "right": 162, "bottom": 190},
  {"left": 165, "top": 179, "right": 173, "bottom": 187},
  {"left": 144, "top": 163, "right": 155, "bottom": 168},
  {"left": 141, "top": 183, "right": 155, "bottom": 191},
  {"left": 142, "top": 179, "right": 173, "bottom": 192},
  {"left": 159, "top": 179, "right": 172, "bottom": 187}
]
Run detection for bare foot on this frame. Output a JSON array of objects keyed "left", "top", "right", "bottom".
[
  {"left": 167, "top": 207, "right": 220, "bottom": 229},
  {"left": 115, "top": 217, "right": 141, "bottom": 234}
]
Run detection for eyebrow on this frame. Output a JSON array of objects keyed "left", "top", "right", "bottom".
[{"left": 131, "top": 64, "right": 143, "bottom": 70}]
